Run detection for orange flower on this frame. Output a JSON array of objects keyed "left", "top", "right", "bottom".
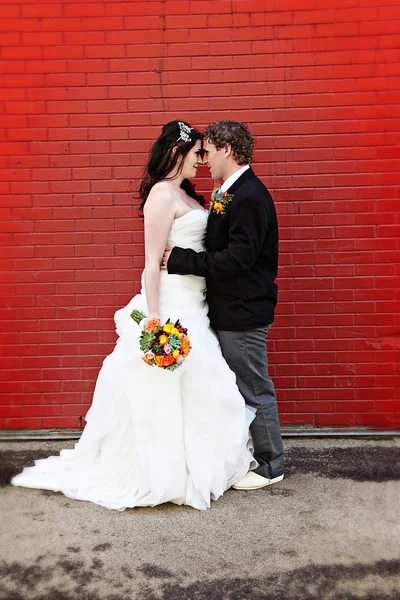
[
  {"left": 162, "top": 355, "right": 175, "bottom": 366},
  {"left": 181, "top": 336, "right": 191, "bottom": 355},
  {"left": 145, "top": 318, "right": 160, "bottom": 333},
  {"left": 213, "top": 201, "right": 224, "bottom": 213},
  {"left": 155, "top": 354, "right": 175, "bottom": 367},
  {"left": 142, "top": 354, "right": 154, "bottom": 366}
]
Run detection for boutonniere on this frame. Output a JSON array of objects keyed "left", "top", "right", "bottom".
[{"left": 210, "top": 190, "right": 234, "bottom": 215}]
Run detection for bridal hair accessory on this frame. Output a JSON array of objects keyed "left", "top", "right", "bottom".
[
  {"left": 131, "top": 310, "right": 191, "bottom": 371},
  {"left": 177, "top": 121, "right": 192, "bottom": 143}
]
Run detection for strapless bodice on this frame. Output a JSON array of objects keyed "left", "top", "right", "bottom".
[
  {"left": 167, "top": 209, "right": 208, "bottom": 251},
  {"left": 140, "top": 210, "right": 209, "bottom": 315}
]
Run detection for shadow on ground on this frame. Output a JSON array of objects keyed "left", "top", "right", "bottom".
[
  {"left": 2, "top": 445, "right": 400, "bottom": 488},
  {"left": 0, "top": 555, "right": 398, "bottom": 600}
]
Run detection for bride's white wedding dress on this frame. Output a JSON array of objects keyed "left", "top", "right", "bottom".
[{"left": 12, "top": 210, "right": 256, "bottom": 511}]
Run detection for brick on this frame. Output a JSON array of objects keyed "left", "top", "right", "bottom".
[
  {"left": 8, "top": 128, "right": 49, "bottom": 142},
  {"left": 67, "top": 59, "right": 108, "bottom": 73},
  {"left": 43, "top": 417, "right": 83, "bottom": 428},
  {"left": 280, "top": 414, "right": 315, "bottom": 426},
  {"left": 1, "top": 18, "right": 41, "bottom": 32},
  {"left": 25, "top": 60, "right": 67, "bottom": 74},
  {"left": 2, "top": 46, "right": 42, "bottom": 60},
  {"left": 24, "top": 405, "right": 62, "bottom": 417},
  {"left": 50, "top": 155, "right": 90, "bottom": 168},
  {"left": 0, "top": 89, "right": 26, "bottom": 102},
  {"left": 77, "top": 294, "right": 116, "bottom": 306},
  {"left": 62, "top": 404, "right": 88, "bottom": 417},
  {"left": 90, "top": 154, "right": 130, "bottom": 167},
  {"left": 0, "top": 32, "right": 20, "bottom": 44},
  {"left": 316, "top": 414, "right": 355, "bottom": 427},
  {"left": 72, "top": 167, "right": 112, "bottom": 180},
  {"left": 298, "top": 401, "right": 335, "bottom": 413},
  {"left": 0, "top": 405, "right": 23, "bottom": 418},
  {"left": 69, "top": 141, "right": 109, "bottom": 154},
  {"left": 75, "top": 270, "right": 114, "bottom": 281},
  {"left": 4, "top": 418, "right": 43, "bottom": 429},
  {"left": 109, "top": 58, "right": 151, "bottom": 73},
  {"left": 91, "top": 180, "right": 130, "bottom": 192},
  {"left": 60, "top": 356, "right": 99, "bottom": 368},
  {"left": 124, "top": 16, "right": 164, "bottom": 29},
  {"left": 87, "top": 73, "right": 127, "bottom": 87},
  {"left": 72, "top": 193, "right": 113, "bottom": 206},
  {"left": 88, "top": 128, "right": 129, "bottom": 141},
  {"left": 109, "top": 88, "right": 150, "bottom": 101},
  {"left": 43, "top": 46, "right": 84, "bottom": 60},
  {"left": 355, "top": 413, "right": 395, "bottom": 427},
  {"left": 64, "top": 4, "right": 106, "bottom": 17}
]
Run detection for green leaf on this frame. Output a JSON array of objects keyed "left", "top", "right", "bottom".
[
  {"left": 139, "top": 330, "right": 153, "bottom": 353},
  {"left": 165, "top": 363, "right": 181, "bottom": 372}
]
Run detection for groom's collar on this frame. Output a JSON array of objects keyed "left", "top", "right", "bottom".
[
  {"left": 223, "top": 165, "right": 255, "bottom": 195},
  {"left": 220, "top": 165, "right": 250, "bottom": 193}
]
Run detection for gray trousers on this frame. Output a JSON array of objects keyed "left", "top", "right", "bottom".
[{"left": 216, "top": 326, "right": 284, "bottom": 479}]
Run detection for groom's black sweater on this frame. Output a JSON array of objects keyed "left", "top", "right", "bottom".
[{"left": 167, "top": 167, "right": 278, "bottom": 331}]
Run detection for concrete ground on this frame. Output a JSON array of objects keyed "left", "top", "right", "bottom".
[{"left": 0, "top": 437, "right": 399, "bottom": 600}]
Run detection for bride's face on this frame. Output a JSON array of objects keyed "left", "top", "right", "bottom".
[{"left": 181, "top": 140, "right": 203, "bottom": 179}]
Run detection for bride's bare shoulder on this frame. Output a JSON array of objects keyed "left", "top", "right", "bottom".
[
  {"left": 148, "top": 181, "right": 175, "bottom": 199},
  {"left": 144, "top": 182, "right": 176, "bottom": 219}
]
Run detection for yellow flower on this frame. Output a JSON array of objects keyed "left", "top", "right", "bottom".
[
  {"left": 159, "top": 334, "right": 168, "bottom": 346},
  {"left": 213, "top": 201, "right": 224, "bottom": 213},
  {"left": 163, "top": 323, "right": 180, "bottom": 335},
  {"left": 172, "top": 349, "right": 179, "bottom": 359}
]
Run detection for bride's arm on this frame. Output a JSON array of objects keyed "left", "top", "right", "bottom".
[{"left": 143, "top": 186, "right": 176, "bottom": 319}]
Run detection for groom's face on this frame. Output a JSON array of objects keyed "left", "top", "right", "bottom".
[{"left": 204, "top": 139, "right": 226, "bottom": 181}]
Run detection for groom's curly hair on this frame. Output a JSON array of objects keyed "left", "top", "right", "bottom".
[{"left": 204, "top": 120, "right": 254, "bottom": 165}]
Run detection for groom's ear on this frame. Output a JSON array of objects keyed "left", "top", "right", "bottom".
[{"left": 223, "top": 144, "right": 232, "bottom": 158}]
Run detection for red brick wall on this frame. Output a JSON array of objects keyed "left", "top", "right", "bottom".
[{"left": 1, "top": 0, "right": 399, "bottom": 430}]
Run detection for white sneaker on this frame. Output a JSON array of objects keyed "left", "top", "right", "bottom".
[{"left": 232, "top": 471, "right": 284, "bottom": 490}]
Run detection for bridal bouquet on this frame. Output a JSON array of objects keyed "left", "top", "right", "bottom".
[{"left": 130, "top": 310, "right": 191, "bottom": 371}]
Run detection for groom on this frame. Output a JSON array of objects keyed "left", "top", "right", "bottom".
[{"left": 163, "top": 120, "right": 284, "bottom": 490}]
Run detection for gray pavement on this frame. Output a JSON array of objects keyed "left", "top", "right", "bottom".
[{"left": 0, "top": 437, "right": 399, "bottom": 600}]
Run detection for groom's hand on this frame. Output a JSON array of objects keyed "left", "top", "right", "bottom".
[{"left": 161, "top": 247, "right": 172, "bottom": 270}]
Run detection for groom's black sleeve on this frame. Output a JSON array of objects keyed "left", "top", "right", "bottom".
[{"left": 167, "top": 195, "right": 268, "bottom": 279}]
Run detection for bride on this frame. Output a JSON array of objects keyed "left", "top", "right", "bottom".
[{"left": 12, "top": 120, "right": 255, "bottom": 511}]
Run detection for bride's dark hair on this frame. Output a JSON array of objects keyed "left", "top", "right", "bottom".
[{"left": 138, "top": 120, "right": 205, "bottom": 212}]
